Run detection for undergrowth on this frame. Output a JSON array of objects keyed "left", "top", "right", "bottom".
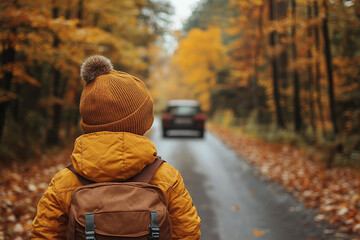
[{"left": 210, "top": 110, "right": 360, "bottom": 169}]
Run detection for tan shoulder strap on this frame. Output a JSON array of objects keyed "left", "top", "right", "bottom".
[
  {"left": 130, "top": 158, "right": 165, "bottom": 183},
  {"left": 67, "top": 164, "right": 95, "bottom": 185}
]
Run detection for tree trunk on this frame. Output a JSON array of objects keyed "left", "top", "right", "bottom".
[
  {"left": 313, "top": 0, "right": 326, "bottom": 135},
  {"left": 11, "top": 83, "right": 22, "bottom": 123},
  {"left": 307, "top": 4, "right": 316, "bottom": 133},
  {"left": 0, "top": 26, "right": 17, "bottom": 142},
  {"left": 46, "top": 2, "right": 62, "bottom": 145},
  {"left": 269, "top": 0, "right": 285, "bottom": 128},
  {"left": 65, "top": 0, "right": 72, "bottom": 19},
  {"left": 251, "top": 4, "right": 265, "bottom": 119},
  {"left": 291, "top": 0, "right": 302, "bottom": 132},
  {"left": 278, "top": 0, "right": 289, "bottom": 125},
  {"left": 77, "top": 0, "right": 84, "bottom": 27},
  {"left": 322, "top": 0, "right": 338, "bottom": 134}
]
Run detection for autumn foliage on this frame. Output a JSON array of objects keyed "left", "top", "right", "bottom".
[
  {"left": 164, "top": 1, "right": 360, "bottom": 235},
  {"left": 0, "top": 148, "right": 72, "bottom": 239},
  {"left": 172, "top": 27, "right": 228, "bottom": 112},
  {"left": 170, "top": 0, "right": 360, "bottom": 165},
  {"left": 0, "top": 0, "right": 171, "bottom": 159},
  {"left": 1, "top": 0, "right": 360, "bottom": 238}
]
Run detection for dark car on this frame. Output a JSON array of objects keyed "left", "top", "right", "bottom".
[{"left": 161, "top": 100, "right": 206, "bottom": 138}]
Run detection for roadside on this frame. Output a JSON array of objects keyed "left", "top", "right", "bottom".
[
  {"left": 208, "top": 124, "right": 360, "bottom": 237},
  {"left": 0, "top": 146, "right": 73, "bottom": 240},
  {"left": 2, "top": 123, "right": 360, "bottom": 239}
]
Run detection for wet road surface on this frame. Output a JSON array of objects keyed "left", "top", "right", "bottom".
[{"left": 148, "top": 119, "right": 356, "bottom": 240}]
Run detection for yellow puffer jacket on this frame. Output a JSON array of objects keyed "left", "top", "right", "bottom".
[{"left": 31, "top": 131, "right": 201, "bottom": 239}]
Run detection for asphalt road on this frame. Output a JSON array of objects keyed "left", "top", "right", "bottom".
[{"left": 148, "top": 119, "right": 355, "bottom": 240}]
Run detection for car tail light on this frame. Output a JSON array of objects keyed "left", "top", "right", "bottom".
[
  {"left": 193, "top": 113, "right": 206, "bottom": 121},
  {"left": 162, "top": 113, "right": 174, "bottom": 120}
]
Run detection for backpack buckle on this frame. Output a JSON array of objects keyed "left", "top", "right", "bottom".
[
  {"left": 85, "top": 213, "right": 96, "bottom": 240},
  {"left": 149, "top": 226, "right": 160, "bottom": 240},
  {"left": 149, "top": 211, "right": 160, "bottom": 240}
]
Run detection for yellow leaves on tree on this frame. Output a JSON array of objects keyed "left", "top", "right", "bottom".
[
  {"left": 172, "top": 27, "right": 228, "bottom": 111},
  {"left": 0, "top": 0, "right": 172, "bottom": 150},
  {"left": 146, "top": 44, "right": 194, "bottom": 111}
]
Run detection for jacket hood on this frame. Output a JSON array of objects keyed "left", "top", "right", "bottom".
[{"left": 71, "top": 131, "right": 158, "bottom": 182}]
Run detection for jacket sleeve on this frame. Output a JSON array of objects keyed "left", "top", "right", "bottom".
[
  {"left": 168, "top": 171, "right": 201, "bottom": 240},
  {"left": 31, "top": 176, "right": 68, "bottom": 239}
]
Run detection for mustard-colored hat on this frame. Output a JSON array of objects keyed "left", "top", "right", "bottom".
[{"left": 79, "top": 55, "right": 154, "bottom": 135}]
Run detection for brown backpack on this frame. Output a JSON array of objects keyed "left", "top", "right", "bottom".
[{"left": 66, "top": 158, "right": 172, "bottom": 240}]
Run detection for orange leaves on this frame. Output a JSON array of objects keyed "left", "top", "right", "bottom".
[
  {"left": 253, "top": 230, "right": 264, "bottom": 236},
  {"left": 12, "top": 67, "right": 41, "bottom": 87},
  {"left": 0, "top": 89, "right": 17, "bottom": 103},
  {"left": 231, "top": 204, "right": 240, "bottom": 212},
  {"left": 1, "top": 0, "right": 167, "bottom": 87},
  {"left": 0, "top": 147, "right": 73, "bottom": 240},
  {"left": 1, "top": 7, "right": 32, "bottom": 28},
  {"left": 209, "top": 124, "right": 360, "bottom": 235}
]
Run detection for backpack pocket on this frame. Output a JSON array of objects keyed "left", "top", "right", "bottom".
[
  {"left": 74, "top": 210, "right": 159, "bottom": 239},
  {"left": 67, "top": 182, "right": 172, "bottom": 240}
]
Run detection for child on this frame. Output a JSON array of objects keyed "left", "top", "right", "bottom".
[{"left": 31, "top": 55, "right": 201, "bottom": 239}]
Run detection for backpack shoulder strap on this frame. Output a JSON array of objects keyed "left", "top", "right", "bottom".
[
  {"left": 130, "top": 158, "right": 165, "bottom": 183},
  {"left": 67, "top": 164, "right": 95, "bottom": 185}
]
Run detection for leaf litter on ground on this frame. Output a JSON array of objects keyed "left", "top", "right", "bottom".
[
  {"left": 209, "top": 124, "right": 360, "bottom": 237},
  {"left": 0, "top": 147, "right": 72, "bottom": 240},
  {"left": 2, "top": 126, "right": 360, "bottom": 239}
]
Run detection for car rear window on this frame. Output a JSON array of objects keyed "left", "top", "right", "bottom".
[{"left": 168, "top": 106, "right": 200, "bottom": 115}]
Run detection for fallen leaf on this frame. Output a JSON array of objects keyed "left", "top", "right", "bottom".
[
  {"left": 231, "top": 205, "right": 240, "bottom": 212},
  {"left": 209, "top": 124, "right": 360, "bottom": 235},
  {"left": 335, "top": 232, "right": 349, "bottom": 238},
  {"left": 28, "top": 184, "right": 37, "bottom": 192},
  {"left": 353, "top": 223, "right": 360, "bottom": 232},
  {"left": 315, "top": 214, "right": 325, "bottom": 222},
  {"left": 337, "top": 207, "right": 348, "bottom": 216},
  {"left": 323, "top": 229, "right": 335, "bottom": 234},
  {"left": 253, "top": 230, "right": 263, "bottom": 236},
  {"left": 289, "top": 206, "right": 301, "bottom": 212},
  {"left": 13, "top": 223, "right": 24, "bottom": 233},
  {"left": 330, "top": 216, "right": 340, "bottom": 224}
]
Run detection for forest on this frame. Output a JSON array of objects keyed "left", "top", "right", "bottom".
[
  {"left": 1, "top": 0, "right": 360, "bottom": 239},
  {"left": 1, "top": 0, "right": 360, "bottom": 164},
  {"left": 0, "top": 0, "right": 172, "bottom": 160},
  {"left": 164, "top": 0, "right": 360, "bottom": 168}
]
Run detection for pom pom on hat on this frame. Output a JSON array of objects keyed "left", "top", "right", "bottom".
[{"left": 80, "top": 55, "right": 113, "bottom": 83}]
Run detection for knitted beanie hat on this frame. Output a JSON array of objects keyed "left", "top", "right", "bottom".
[{"left": 79, "top": 55, "right": 154, "bottom": 135}]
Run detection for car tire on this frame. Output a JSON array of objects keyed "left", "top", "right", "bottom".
[
  {"left": 162, "top": 129, "right": 168, "bottom": 138},
  {"left": 199, "top": 129, "right": 204, "bottom": 138}
]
